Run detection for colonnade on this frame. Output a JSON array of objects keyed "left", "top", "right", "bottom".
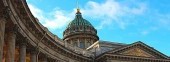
[{"left": 0, "top": 19, "right": 56, "bottom": 62}]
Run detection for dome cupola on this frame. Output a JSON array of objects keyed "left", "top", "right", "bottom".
[
  {"left": 63, "top": 9, "right": 99, "bottom": 49},
  {"left": 67, "top": 9, "right": 93, "bottom": 29}
]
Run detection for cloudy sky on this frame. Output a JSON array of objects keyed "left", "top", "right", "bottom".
[{"left": 26, "top": 0, "right": 170, "bottom": 56}]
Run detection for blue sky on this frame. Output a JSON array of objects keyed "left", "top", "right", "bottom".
[{"left": 26, "top": 0, "right": 170, "bottom": 56}]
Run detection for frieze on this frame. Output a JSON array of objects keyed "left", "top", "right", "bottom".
[
  {"left": 19, "top": 8, "right": 27, "bottom": 16},
  {"left": 100, "top": 54, "right": 170, "bottom": 62},
  {"left": 120, "top": 47, "right": 154, "bottom": 58}
]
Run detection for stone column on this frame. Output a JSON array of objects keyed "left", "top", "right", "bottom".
[
  {"left": 64, "top": 41, "right": 67, "bottom": 47},
  {"left": 85, "top": 39, "right": 87, "bottom": 48},
  {"left": 42, "top": 56, "right": 48, "bottom": 62},
  {"left": 30, "top": 49, "right": 37, "bottom": 62},
  {"left": 5, "top": 25, "right": 18, "bottom": 62},
  {"left": 0, "top": 6, "right": 8, "bottom": 62},
  {"left": 19, "top": 38, "right": 27, "bottom": 62},
  {"left": 0, "top": 18, "right": 6, "bottom": 62},
  {"left": 78, "top": 39, "right": 80, "bottom": 47}
]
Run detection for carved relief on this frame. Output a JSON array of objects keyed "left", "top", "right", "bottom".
[{"left": 120, "top": 47, "right": 154, "bottom": 58}]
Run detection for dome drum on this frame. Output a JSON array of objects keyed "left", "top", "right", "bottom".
[
  {"left": 63, "top": 34, "right": 99, "bottom": 41},
  {"left": 63, "top": 29, "right": 97, "bottom": 38}
]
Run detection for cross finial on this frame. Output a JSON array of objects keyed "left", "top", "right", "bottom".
[{"left": 76, "top": 0, "right": 81, "bottom": 14}]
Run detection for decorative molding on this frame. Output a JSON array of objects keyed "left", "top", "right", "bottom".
[
  {"left": 100, "top": 54, "right": 170, "bottom": 62},
  {"left": 120, "top": 47, "right": 155, "bottom": 58}
]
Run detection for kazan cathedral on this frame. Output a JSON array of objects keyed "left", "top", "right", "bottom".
[{"left": 0, "top": 0, "right": 170, "bottom": 62}]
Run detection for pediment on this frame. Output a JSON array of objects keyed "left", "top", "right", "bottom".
[
  {"left": 119, "top": 47, "right": 155, "bottom": 58},
  {"left": 108, "top": 41, "right": 169, "bottom": 59}
]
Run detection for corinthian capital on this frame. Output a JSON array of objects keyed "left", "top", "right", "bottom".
[
  {"left": 0, "top": 6, "right": 10, "bottom": 19},
  {"left": 6, "top": 24, "right": 19, "bottom": 34},
  {"left": 18, "top": 37, "right": 28, "bottom": 46}
]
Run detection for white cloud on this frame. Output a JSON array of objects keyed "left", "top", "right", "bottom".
[
  {"left": 83, "top": 0, "right": 120, "bottom": 18},
  {"left": 28, "top": 4, "right": 73, "bottom": 30},
  {"left": 28, "top": 0, "right": 147, "bottom": 30},
  {"left": 96, "top": 19, "right": 112, "bottom": 29},
  {"left": 81, "top": 0, "right": 147, "bottom": 30},
  {"left": 28, "top": 4, "right": 46, "bottom": 22},
  {"left": 43, "top": 10, "right": 72, "bottom": 29}
]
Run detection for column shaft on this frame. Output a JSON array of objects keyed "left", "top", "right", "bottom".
[
  {"left": 0, "top": 19, "right": 5, "bottom": 62},
  {"left": 30, "top": 50, "right": 37, "bottom": 62},
  {"left": 5, "top": 31, "right": 16, "bottom": 62},
  {"left": 19, "top": 43, "right": 26, "bottom": 62},
  {"left": 42, "top": 57, "right": 47, "bottom": 62},
  {"left": 78, "top": 39, "right": 80, "bottom": 47}
]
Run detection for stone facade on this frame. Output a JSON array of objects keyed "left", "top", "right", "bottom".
[{"left": 0, "top": 0, "right": 170, "bottom": 62}]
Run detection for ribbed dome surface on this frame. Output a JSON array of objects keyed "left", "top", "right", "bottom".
[
  {"left": 63, "top": 9, "right": 98, "bottom": 39},
  {"left": 67, "top": 10, "right": 93, "bottom": 28}
]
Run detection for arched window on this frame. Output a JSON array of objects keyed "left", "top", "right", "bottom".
[{"left": 80, "top": 41, "right": 85, "bottom": 48}]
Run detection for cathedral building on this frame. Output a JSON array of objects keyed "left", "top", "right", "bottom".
[{"left": 0, "top": 0, "right": 170, "bottom": 62}]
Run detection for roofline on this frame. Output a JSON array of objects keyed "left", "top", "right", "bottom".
[
  {"left": 99, "top": 40, "right": 127, "bottom": 45},
  {"left": 107, "top": 41, "right": 169, "bottom": 59}
]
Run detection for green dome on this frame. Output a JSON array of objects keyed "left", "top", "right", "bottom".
[
  {"left": 67, "top": 9, "right": 93, "bottom": 28},
  {"left": 63, "top": 9, "right": 99, "bottom": 43}
]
